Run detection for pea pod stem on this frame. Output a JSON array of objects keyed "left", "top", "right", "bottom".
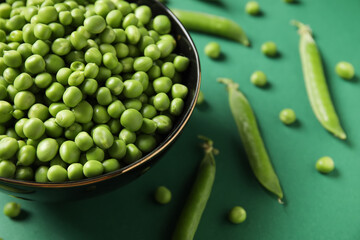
[
  {"left": 218, "top": 78, "right": 283, "bottom": 201},
  {"left": 292, "top": 20, "right": 346, "bottom": 140},
  {"left": 171, "top": 9, "right": 250, "bottom": 46},
  {"left": 172, "top": 136, "right": 216, "bottom": 240}
]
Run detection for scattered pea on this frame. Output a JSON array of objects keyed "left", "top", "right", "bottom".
[
  {"left": 316, "top": 156, "right": 335, "bottom": 174},
  {"left": 250, "top": 71, "right": 267, "bottom": 87},
  {"left": 228, "top": 206, "right": 247, "bottom": 224},
  {"left": 204, "top": 42, "right": 221, "bottom": 59},
  {"left": 154, "top": 186, "right": 172, "bottom": 204},
  {"left": 3, "top": 202, "right": 21, "bottom": 218},
  {"left": 279, "top": 108, "right": 296, "bottom": 125},
  {"left": 261, "top": 41, "right": 277, "bottom": 57},
  {"left": 335, "top": 61, "right": 355, "bottom": 80},
  {"left": 245, "top": 1, "right": 261, "bottom": 15}
]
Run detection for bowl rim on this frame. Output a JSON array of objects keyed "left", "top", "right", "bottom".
[{"left": 0, "top": 0, "right": 201, "bottom": 188}]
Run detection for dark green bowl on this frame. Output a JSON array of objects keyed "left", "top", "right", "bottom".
[{"left": 0, "top": 0, "right": 201, "bottom": 202}]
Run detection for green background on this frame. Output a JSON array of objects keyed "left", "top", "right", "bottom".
[{"left": 1, "top": 0, "right": 360, "bottom": 239}]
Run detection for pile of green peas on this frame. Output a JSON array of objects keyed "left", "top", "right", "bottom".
[{"left": 0, "top": 0, "right": 191, "bottom": 183}]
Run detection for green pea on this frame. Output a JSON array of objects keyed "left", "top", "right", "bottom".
[
  {"left": 25, "top": 54, "right": 45, "bottom": 74},
  {"left": 28, "top": 103, "right": 49, "bottom": 121},
  {"left": 154, "top": 186, "right": 172, "bottom": 204},
  {"left": 67, "top": 71, "right": 85, "bottom": 86},
  {"left": 6, "top": 15, "right": 26, "bottom": 31},
  {"left": 0, "top": 85, "right": 6, "bottom": 100},
  {"left": 17, "top": 43, "right": 32, "bottom": 60},
  {"left": 153, "top": 92, "right": 170, "bottom": 111},
  {"left": 51, "top": 38, "right": 71, "bottom": 56},
  {"left": 140, "top": 104, "right": 157, "bottom": 119},
  {"left": 171, "top": 83, "right": 188, "bottom": 99},
  {"left": 0, "top": 3, "right": 12, "bottom": 19},
  {"left": 93, "top": 105, "right": 110, "bottom": 124},
  {"left": 64, "top": 123, "right": 82, "bottom": 140},
  {"left": 107, "top": 100, "right": 125, "bottom": 119},
  {"left": 59, "top": 10, "right": 72, "bottom": 25},
  {"left": 245, "top": 1, "right": 261, "bottom": 15},
  {"left": 34, "top": 23, "right": 52, "bottom": 40},
  {"left": 83, "top": 160, "right": 104, "bottom": 178},
  {"left": 50, "top": 155, "right": 68, "bottom": 169},
  {"left": 250, "top": 71, "right": 267, "bottom": 87},
  {"left": 152, "top": 115, "right": 172, "bottom": 134},
  {"left": 0, "top": 137, "right": 19, "bottom": 160},
  {"left": 0, "top": 101, "right": 13, "bottom": 124},
  {"left": 34, "top": 72, "right": 53, "bottom": 88},
  {"left": 56, "top": 109, "right": 75, "bottom": 128},
  {"left": 49, "top": 22, "right": 65, "bottom": 39},
  {"left": 46, "top": 82, "right": 65, "bottom": 102},
  {"left": 3, "top": 67, "right": 19, "bottom": 84},
  {"left": 205, "top": 42, "right": 221, "bottom": 59},
  {"left": 72, "top": 100, "right": 93, "bottom": 124},
  {"left": 17, "top": 145, "right": 36, "bottom": 166},
  {"left": 0, "top": 160, "right": 16, "bottom": 178},
  {"left": 153, "top": 15, "right": 171, "bottom": 34},
  {"left": 102, "top": 52, "right": 118, "bottom": 70},
  {"left": 84, "top": 15, "right": 106, "bottom": 34},
  {"left": 106, "top": 10, "right": 123, "bottom": 28},
  {"left": 15, "top": 166, "right": 34, "bottom": 181},
  {"left": 8, "top": 30, "right": 23, "bottom": 42},
  {"left": 44, "top": 118, "right": 63, "bottom": 138},
  {"left": 123, "top": 79, "right": 144, "bottom": 98},
  {"left": 261, "top": 41, "right": 277, "bottom": 57},
  {"left": 119, "top": 128, "right": 136, "bottom": 144},
  {"left": 14, "top": 91, "right": 35, "bottom": 110},
  {"left": 32, "top": 39, "right": 50, "bottom": 56},
  {"left": 107, "top": 139, "right": 126, "bottom": 159},
  {"left": 85, "top": 47, "right": 102, "bottom": 65},
  {"left": 96, "top": 66, "right": 112, "bottom": 82},
  {"left": 70, "top": 31, "right": 88, "bottom": 50},
  {"left": 120, "top": 109, "right": 143, "bottom": 132},
  {"left": 66, "top": 163, "right": 83, "bottom": 181},
  {"left": 279, "top": 108, "right": 296, "bottom": 125},
  {"left": 74, "top": 131, "right": 93, "bottom": 151},
  {"left": 115, "top": 43, "right": 129, "bottom": 58},
  {"left": 228, "top": 206, "right": 247, "bottom": 224},
  {"left": 153, "top": 77, "right": 172, "bottom": 93},
  {"left": 133, "top": 56, "right": 153, "bottom": 72},
  {"left": 63, "top": 86, "right": 82, "bottom": 107},
  {"left": 92, "top": 126, "right": 113, "bottom": 150},
  {"left": 335, "top": 61, "right": 355, "bottom": 80},
  {"left": 37, "top": 138, "right": 58, "bottom": 162},
  {"left": 23, "top": 118, "right": 45, "bottom": 139},
  {"left": 170, "top": 98, "right": 184, "bottom": 116},
  {"left": 3, "top": 50, "right": 22, "bottom": 68},
  {"left": 34, "top": 166, "right": 49, "bottom": 183},
  {"left": 95, "top": 87, "right": 112, "bottom": 106},
  {"left": 156, "top": 39, "right": 174, "bottom": 58},
  {"left": 47, "top": 165, "right": 67, "bottom": 182},
  {"left": 59, "top": 140, "right": 80, "bottom": 164},
  {"left": 49, "top": 102, "right": 69, "bottom": 117},
  {"left": 316, "top": 156, "right": 335, "bottom": 174},
  {"left": 56, "top": 67, "right": 71, "bottom": 85},
  {"left": 102, "top": 158, "right": 121, "bottom": 173},
  {"left": 84, "top": 63, "right": 99, "bottom": 78},
  {"left": 37, "top": 6, "right": 57, "bottom": 24},
  {"left": 44, "top": 54, "right": 65, "bottom": 74},
  {"left": 136, "top": 134, "right": 156, "bottom": 153},
  {"left": 124, "top": 143, "right": 142, "bottom": 164},
  {"left": 124, "top": 99, "right": 142, "bottom": 111},
  {"left": 86, "top": 147, "right": 105, "bottom": 162},
  {"left": 81, "top": 78, "right": 98, "bottom": 95},
  {"left": 161, "top": 62, "right": 175, "bottom": 78},
  {"left": 3, "top": 202, "right": 21, "bottom": 218}
]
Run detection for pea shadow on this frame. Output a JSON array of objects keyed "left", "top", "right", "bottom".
[
  {"left": 287, "top": 119, "right": 301, "bottom": 128},
  {"left": 196, "top": 0, "right": 227, "bottom": 8},
  {"left": 12, "top": 209, "right": 31, "bottom": 221},
  {"left": 195, "top": 101, "right": 211, "bottom": 111}
]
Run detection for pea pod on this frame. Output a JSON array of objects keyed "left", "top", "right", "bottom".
[
  {"left": 218, "top": 78, "right": 283, "bottom": 201},
  {"left": 171, "top": 9, "right": 250, "bottom": 46},
  {"left": 172, "top": 136, "right": 217, "bottom": 240},
  {"left": 292, "top": 21, "right": 346, "bottom": 140}
]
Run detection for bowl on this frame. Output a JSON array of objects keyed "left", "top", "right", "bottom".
[{"left": 0, "top": 0, "right": 201, "bottom": 202}]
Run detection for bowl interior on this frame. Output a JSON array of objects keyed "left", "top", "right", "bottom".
[{"left": 0, "top": 0, "right": 201, "bottom": 189}]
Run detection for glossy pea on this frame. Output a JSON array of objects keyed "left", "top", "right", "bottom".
[
  {"left": 171, "top": 83, "right": 188, "bottom": 99},
  {"left": 35, "top": 72, "right": 53, "bottom": 89},
  {"left": 152, "top": 115, "right": 173, "bottom": 134},
  {"left": 23, "top": 118, "right": 45, "bottom": 140},
  {"left": 75, "top": 131, "right": 93, "bottom": 151},
  {"left": 140, "top": 118, "right": 157, "bottom": 134},
  {"left": 123, "top": 143, "right": 142, "bottom": 164},
  {"left": 136, "top": 134, "right": 156, "bottom": 153},
  {"left": 17, "top": 145, "right": 36, "bottom": 166},
  {"left": 63, "top": 86, "right": 82, "bottom": 107},
  {"left": 153, "top": 92, "right": 170, "bottom": 111},
  {"left": 15, "top": 166, "right": 34, "bottom": 181},
  {"left": 92, "top": 126, "right": 114, "bottom": 150},
  {"left": 93, "top": 105, "right": 111, "bottom": 124},
  {"left": 47, "top": 165, "right": 67, "bottom": 182},
  {"left": 107, "top": 100, "right": 125, "bottom": 119},
  {"left": 59, "top": 140, "right": 80, "bottom": 164},
  {"left": 46, "top": 82, "right": 65, "bottom": 102},
  {"left": 86, "top": 147, "right": 105, "bottom": 162},
  {"left": 64, "top": 123, "right": 82, "bottom": 140},
  {"left": 0, "top": 160, "right": 16, "bottom": 178},
  {"left": 153, "top": 77, "right": 172, "bottom": 93},
  {"left": 67, "top": 163, "right": 83, "bottom": 181},
  {"left": 170, "top": 98, "right": 185, "bottom": 116},
  {"left": 81, "top": 78, "right": 98, "bottom": 95},
  {"left": 44, "top": 118, "right": 63, "bottom": 138},
  {"left": 120, "top": 109, "right": 143, "bottom": 132},
  {"left": 72, "top": 101, "right": 93, "bottom": 124},
  {"left": 28, "top": 103, "right": 49, "bottom": 121},
  {"left": 0, "top": 137, "right": 19, "bottom": 159},
  {"left": 83, "top": 160, "right": 104, "bottom": 178},
  {"left": 102, "top": 158, "right": 121, "bottom": 173},
  {"left": 119, "top": 128, "right": 136, "bottom": 144}
]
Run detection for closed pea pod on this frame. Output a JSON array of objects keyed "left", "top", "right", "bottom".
[
  {"left": 171, "top": 9, "right": 249, "bottom": 46},
  {"left": 218, "top": 78, "right": 283, "bottom": 201},
  {"left": 172, "top": 137, "right": 217, "bottom": 240},
  {"left": 292, "top": 21, "right": 346, "bottom": 140}
]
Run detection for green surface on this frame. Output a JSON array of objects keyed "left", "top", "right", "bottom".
[{"left": 1, "top": 0, "right": 360, "bottom": 239}]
